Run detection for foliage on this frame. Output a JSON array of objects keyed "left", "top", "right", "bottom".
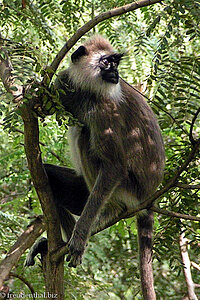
[{"left": 0, "top": 0, "right": 200, "bottom": 299}]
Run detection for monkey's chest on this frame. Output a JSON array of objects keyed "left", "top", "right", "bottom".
[{"left": 68, "top": 126, "right": 100, "bottom": 190}]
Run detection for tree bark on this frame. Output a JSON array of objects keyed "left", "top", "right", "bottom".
[{"left": 21, "top": 103, "right": 65, "bottom": 299}]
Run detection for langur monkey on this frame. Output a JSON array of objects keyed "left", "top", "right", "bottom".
[{"left": 26, "top": 35, "right": 165, "bottom": 294}]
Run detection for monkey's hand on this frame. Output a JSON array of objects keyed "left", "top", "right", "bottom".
[{"left": 66, "top": 230, "right": 87, "bottom": 267}]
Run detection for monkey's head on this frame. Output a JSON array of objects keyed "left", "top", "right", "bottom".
[{"left": 68, "top": 35, "right": 124, "bottom": 96}]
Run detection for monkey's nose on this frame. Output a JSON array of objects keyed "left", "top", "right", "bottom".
[{"left": 110, "top": 62, "right": 117, "bottom": 70}]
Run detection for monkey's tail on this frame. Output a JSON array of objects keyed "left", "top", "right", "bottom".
[{"left": 137, "top": 210, "right": 156, "bottom": 300}]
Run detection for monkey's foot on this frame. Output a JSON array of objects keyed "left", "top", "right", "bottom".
[{"left": 66, "top": 231, "right": 86, "bottom": 267}]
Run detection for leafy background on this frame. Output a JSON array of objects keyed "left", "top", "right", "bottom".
[{"left": 0, "top": 0, "right": 199, "bottom": 299}]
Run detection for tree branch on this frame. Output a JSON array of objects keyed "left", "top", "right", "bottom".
[
  {"left": 9, "top": 272, "right": 36, "bottom": 300},
  {"left": 0, "top": 217, "right": 45, "bottom": 287},
  {"left": 0, "top": 46, "right": 63, "bottom": 251},
  {"left": 21, "top": 103, "right": 65, "bottom": 297},
  {"left": 191, "top": 262, "right": 200, "bottom": 272},
  {"left": 151, "top": 207, "right": 200, "bottom": 222},
  {"left": 175, "top": 183, "right": 200, "bottom": 189},
  {"left": 179, "top": 233, "right": 198, "bottom": 300}
]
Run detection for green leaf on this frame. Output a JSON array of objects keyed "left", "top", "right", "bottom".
[{"left": 9, "top": 86, "right": 18, "bottom": 91}]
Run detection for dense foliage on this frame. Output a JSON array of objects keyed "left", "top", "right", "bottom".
[{"left": 0, "top": 0, "right": 199, "bottom": 299}]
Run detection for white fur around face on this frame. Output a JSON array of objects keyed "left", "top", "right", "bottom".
[
  {"left": 68, "top": 51, "right": 123, "bottom": 103},
  {"left": 67, "top": 127, "right": 83, "bottom": 176}
]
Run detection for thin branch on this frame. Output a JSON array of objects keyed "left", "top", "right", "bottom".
[
  {"left": 9, "top": 272, "right": 35, "bottom": 300},
  {"left": 179, "top": 232, "right": 198, "bottom": 300},
  {"left": 43, "top": 0, "right": 162, "bottom": 84},
  {"left": 151, "top": 206, "right": 200, "bottom": 222},
  {"left": 194, "top": 284, "right": 200, "bottom": 289},
  {"left": 176, "top": 183, "right": 200, "bottom": 189},
  {"left": 189, "top": 108, "right": 200, "bottom": 145},
  {"left": 0, "top": 217, "right": 45, "bottom": 287},
  {"left": 191, "top": 262, "right": 200, "bottom": 272}
]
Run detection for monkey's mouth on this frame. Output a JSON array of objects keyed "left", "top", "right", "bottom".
[{"left": 101, "top": 70, "right": 119, "bottom": 84}]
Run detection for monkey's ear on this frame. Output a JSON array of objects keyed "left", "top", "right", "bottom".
[{"left": 71, "top": 46, "right": 87, "bottom": 63}]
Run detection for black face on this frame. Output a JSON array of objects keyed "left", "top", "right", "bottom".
[{"left": 99, "top": 53, "right": 123, "bottom": 84}]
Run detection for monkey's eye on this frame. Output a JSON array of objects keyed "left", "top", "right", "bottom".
[{"left": 102, "top": 59, "right": 109, "bottom": 67}]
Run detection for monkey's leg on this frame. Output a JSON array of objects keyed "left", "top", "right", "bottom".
[
  {"left": 25, "top": 164, "right": 89, "bottom": 267},
  {"left": 44, "top": 164, "right": 89, "bottom": 217},
  {"left": 25, "top": 237, "right": 48, "bottom": 267},
  {"left": 66, "top": 167, "right": 122, "bottom": 267}
]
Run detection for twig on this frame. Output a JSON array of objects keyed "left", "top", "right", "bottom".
[
  {"left": 194, "top": 284, "right": 200, "bottom": 289},
  {"left": 191, "top": 262, "right": 200, "bottom": 272},
  {"left": 175, "top": 183, "right": 200, "bottom": 189},
  {"left": 9, "top": 273, "right": 35, "bottom": 300},
  {"left": 151, "top": 206, "right": 200, "bottom": 222}
]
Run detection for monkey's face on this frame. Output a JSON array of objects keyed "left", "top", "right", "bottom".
[{"left": 71, "top": 45, "right": 123, "bottom": 85}]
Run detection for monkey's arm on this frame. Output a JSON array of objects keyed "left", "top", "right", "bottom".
[{"left": 66, "top": 165, "right": 122, "bottom": 267}]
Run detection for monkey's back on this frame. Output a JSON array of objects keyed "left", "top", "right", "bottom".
[{"left": 119, "top": 79, "right": 165, "bottom": 201}]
